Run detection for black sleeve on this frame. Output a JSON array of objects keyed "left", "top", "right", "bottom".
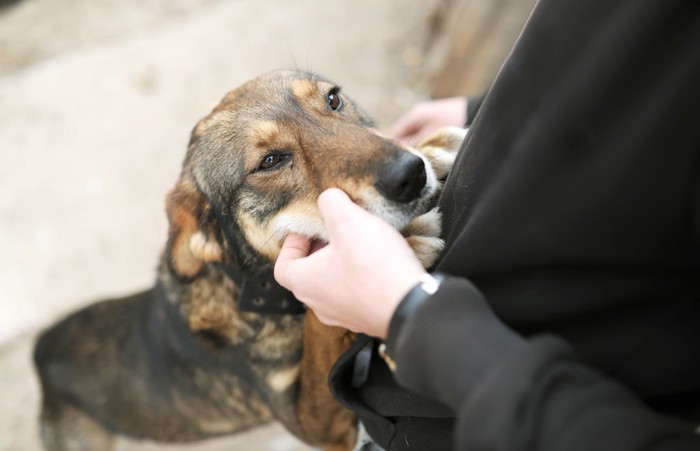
[
  {"left": 385, "top": 277, "right": 700, "bottom": 450},
  {"left": 381, "top": 0, "right": 700, "bottom": 447}
]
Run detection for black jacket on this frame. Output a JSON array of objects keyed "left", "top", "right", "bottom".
[{"left": 329, "top": 0, "right": 700, "bottom": 449}]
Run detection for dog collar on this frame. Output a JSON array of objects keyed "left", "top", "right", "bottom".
[
  {"left": 219, "top": 263, "right": 306, "bottom": 315},
  {"left": 237, "top": 272, "right": 306, "bottom": 314}
]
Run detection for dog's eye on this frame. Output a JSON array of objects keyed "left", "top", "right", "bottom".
[
  {"left": 260, "top": 154, "right": 281, "bottom": 170},
  {"left": 327, "top": 88, "right": 343, "bottom": 111},
  {"left": 258, "top": 153, "right": 290, "bottom": 171}
]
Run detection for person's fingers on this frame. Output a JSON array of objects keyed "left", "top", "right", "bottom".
[
  {"left": 408, "top": 129, "right": 432, "bottom": 145},
  {"left": 392, "top": 121, "right": 420, "bottom": 141},
  {"left": 391, "top": 114, "right": 424, "bottom": 142},
  {"left": 397, "top": 132, "right": 422, "bottom": 146},
  {"left": 316, "top": 188, "right": 369, "bottom": 242},
  {"left": 274, "top": 233, "right": 312, "bottom": 290},
  {"left": 309, "top": 239, "right": 327, "bottom": 254}
]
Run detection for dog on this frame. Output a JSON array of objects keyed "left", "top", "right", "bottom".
[{"left": 33, "top": 69, "right": 466, "bottom": 451}]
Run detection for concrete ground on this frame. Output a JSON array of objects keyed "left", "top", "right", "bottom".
[{"left": 0, "top": 0, "right": 436, "bottom": 449}]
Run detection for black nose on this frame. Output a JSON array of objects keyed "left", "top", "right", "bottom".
[{"left": 375, "top": 152, "right": 427, "bottom": 203}]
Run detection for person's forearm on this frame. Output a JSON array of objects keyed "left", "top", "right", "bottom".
[
  {"left": 385, "top": 276, "right": 700, "bottom": 450},
  {"left": 384, "top": 276, "right": 525, "bottom": 406},
  {"left": 457, "top": 337, "right": 700, "bottom": 450}
]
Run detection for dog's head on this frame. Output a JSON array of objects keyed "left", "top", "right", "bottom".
[{"left": 166, "top": 70, "right": 440, "bottom": 279}]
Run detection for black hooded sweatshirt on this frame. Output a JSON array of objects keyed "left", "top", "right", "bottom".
[{"left": 329, "top": 0, "right": 700, "bottom": 449}]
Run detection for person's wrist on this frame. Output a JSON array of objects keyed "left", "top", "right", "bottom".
[
  {"left": 379, "top": 273, "right": 443, "bottom": 369},
  {"left": 371, "top": 265, "right": 426, "bottom": 337}
]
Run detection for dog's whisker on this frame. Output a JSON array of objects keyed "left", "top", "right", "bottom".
[
  {"left": 287, "top": 44, "right": 299, "bottom": 71},
  {"left": 306, "top": 51, "right": 313, "bottom": 74},
  {"left": 261, "top": 227, "right": 287, "bottom": 251}
]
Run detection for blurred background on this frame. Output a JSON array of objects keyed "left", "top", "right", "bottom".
[{"left": 0, "top": 0, "right": 534, "bottom": 449}]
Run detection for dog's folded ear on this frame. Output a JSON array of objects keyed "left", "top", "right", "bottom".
[{"left": 166, "top": 180, "right": 223, "bottom": 279}]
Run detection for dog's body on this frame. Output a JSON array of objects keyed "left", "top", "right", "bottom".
[{"left": 34, "top": 70, "right": 465, "bottom": 451}]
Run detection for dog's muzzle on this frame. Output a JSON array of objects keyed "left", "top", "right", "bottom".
[{"left": 375, "top": 152, "right": 427, "bottom": 204}]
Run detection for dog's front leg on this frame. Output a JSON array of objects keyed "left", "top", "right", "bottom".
[
  {"left": 415, "top": 125, "right": 467, "bottom": 180},
  {"left": 403, "top": 126, "right": 467, "bottom": 268},
  {"left": 402, "top": 208, "right": 445, "bottom": 268},
  {"left": 296, "top": 311, "right": 358, "bottom": 451}
]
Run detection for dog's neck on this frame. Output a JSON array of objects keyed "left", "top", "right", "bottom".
[
  {"left": 217, "top": 262, "right": 306, "bottom": 315},
  {"left": 214, "top": 218, "right": 306, "bottom": 315},
  {"left": 158, "top": 256, "right": 305, "bottom": 346}
]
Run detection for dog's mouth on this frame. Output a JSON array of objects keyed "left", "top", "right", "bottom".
[{"left": 243, "top": 154, "right": 439, "bottom": 262}]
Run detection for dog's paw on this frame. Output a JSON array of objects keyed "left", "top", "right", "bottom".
[
  {"left": 402, "top": 208, "right": 445, "bottom": 268},
  {"left": 416, "top": 126, "right": 467, "bottom": 179}
]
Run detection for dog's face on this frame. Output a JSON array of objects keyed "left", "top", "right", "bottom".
[{"left": 167, "top": 70, "right": 439, "bottom": 277}]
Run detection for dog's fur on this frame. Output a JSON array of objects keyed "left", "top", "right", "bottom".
[{"left": 33, "top": 70, "right": 465, "bottom": 451}]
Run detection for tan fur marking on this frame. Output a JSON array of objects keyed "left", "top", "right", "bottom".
[
  {"left": 237, "top": 212, "right": 283, "bottom": 262},
  {"left": 180, "top": 269, "right": 259, "bottom": 346},
  {"left": 292, "top": 79, "right": 318, "bottom": 103},
  {"left": 249, "top": 121, "right": 280, "bottom": 148},
  {"left": 238, "top": 199, "right": 324, "bottom": 262},
  {"left": 266, "top": 365, "right": 301, "bottom": 392},
  {"left": 166, "top": 182, "right": 206, "bottom": 278},
  {"left": 193, "top": 110, "right": 235, "bottom": 139},
  {"left": 296, "top": 311, "right": 357, "bottom": 450},
  {"left": 189, "top": 231, "right": 223, "bottom": 262}
]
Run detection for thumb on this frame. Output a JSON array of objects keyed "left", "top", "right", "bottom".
[
  {"left": 274, "top": 233, "right": 312, "bottom": 290},
  {"left": 317, "top": 188, "right": 369, "bottom": 242}
]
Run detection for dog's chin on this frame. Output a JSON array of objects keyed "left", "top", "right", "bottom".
[
  {"left": 267, "top": 202, "right": 423, "bottom": 258},
  {"left": 362, "top": 169, "right": 440, "bottom": 232},
  {"left": 271, "top": 215, "right": 328, "bottom": 246},
  {"left": 266, "top": 177, "right": 438, "bottom": 258},
  {"left": 365, "top": 196, "right": 432, "bottom": 232}
]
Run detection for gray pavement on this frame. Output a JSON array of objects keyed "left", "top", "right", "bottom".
[{"left": 0, "top": 0, "right": 436, "bottom": 449}]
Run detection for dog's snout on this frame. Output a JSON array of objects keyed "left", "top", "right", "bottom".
[{"left": 375, "top": 152, "right": 427, "bottom": 203}]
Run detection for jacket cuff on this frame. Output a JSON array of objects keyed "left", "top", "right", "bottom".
[{"left": 384, "top": 276, "right": 527, "bottom": 409}]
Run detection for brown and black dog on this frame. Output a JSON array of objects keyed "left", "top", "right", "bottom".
[{"left": 33, "top": 70, "right": 466, "bottom": 451}]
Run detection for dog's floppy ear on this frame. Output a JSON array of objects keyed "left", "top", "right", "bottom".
[{"left": 166, "top": 179, "right": 223, "bottom": 279}]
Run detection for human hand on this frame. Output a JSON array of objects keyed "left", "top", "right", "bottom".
[
  {"left": 391, "top": 97, "right": 467, "bottom": 145},
  {"left": 274, "top": 189, "right": 427, "bottom": 338}
]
